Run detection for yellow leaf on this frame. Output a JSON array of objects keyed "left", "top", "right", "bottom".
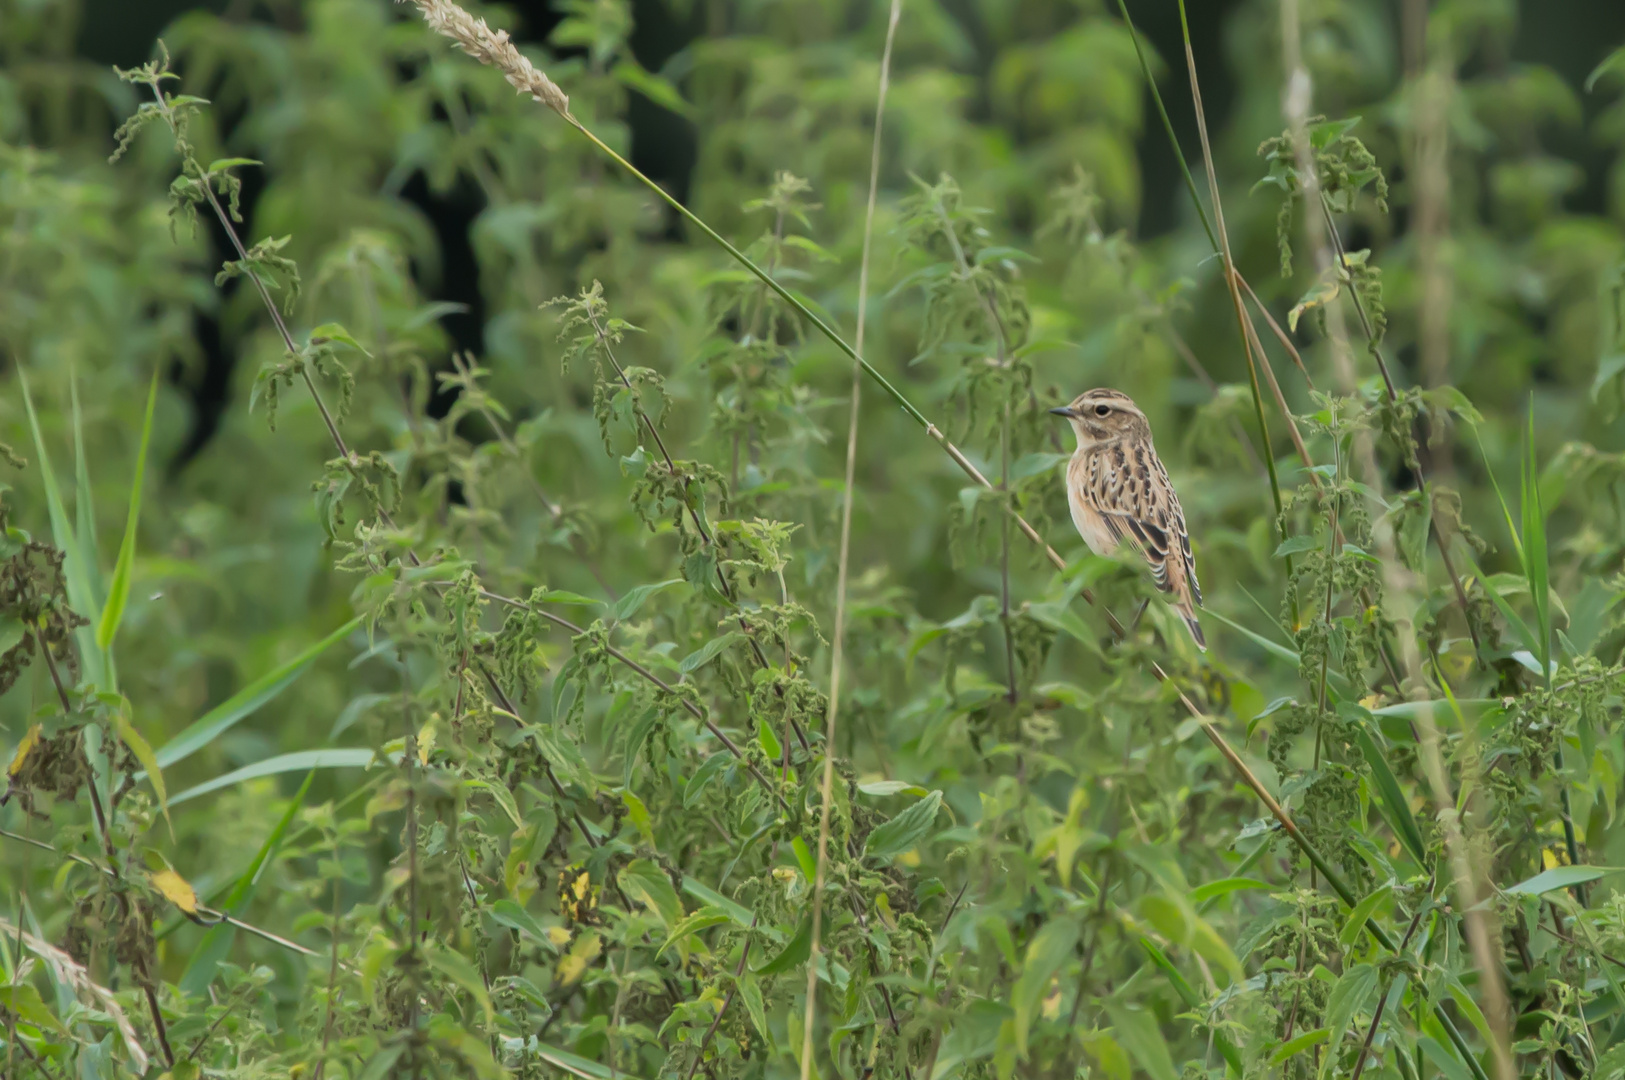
[
  {"left": 8, "top": 724, "right": 41, "bottom": 776},
  {"left": 416, "top": 719, "right": 435, "bottom": 765},
  {"left": 1041, "top": 977, "right": 1063, "bottom": 1020},
  {"left": 546, "top": 925, "right": 572, "bottom": 947},
  {"left": 150, "top": 868, "right": 198, "bottom": 914},
  {"left": 557, "top": 931, "right": 601, "bottom": 984}
]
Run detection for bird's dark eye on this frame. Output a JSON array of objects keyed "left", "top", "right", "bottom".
[{"left": 1094, "top": 404, "right": 1111, "bottom": 417}]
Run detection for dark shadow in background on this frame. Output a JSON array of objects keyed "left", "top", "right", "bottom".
[{"left": 77, "top": 0, "right": 1621, "bottom": 465}]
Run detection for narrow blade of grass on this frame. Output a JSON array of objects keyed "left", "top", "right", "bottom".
[
  {"left": 1353, "top": 723, "right": 1428, "bottom": 866},
  {"left": 18, "top": 367, "right": 106, "bottom": 689},
  {"left": 96, "top": 369, "right": 158, "bottom": 653},
  {"left": 168, "top": 748, "right": 385, "bottom": 808},
  {"left": 154, "top": 614, "right": 365, "bottom": 770},
  {"left": 179, "top": 768, "right": 315, "bottom": 996},
  {"left": 1520, "top": 401, "right": 1550, "bottom": 679},
  {"left": 69, "top": 371, "right": 103, "bottom": 607}
]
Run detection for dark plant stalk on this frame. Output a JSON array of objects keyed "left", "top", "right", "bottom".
[{"left": 32, "top": 626, "right": 177, "bottom": 1069}]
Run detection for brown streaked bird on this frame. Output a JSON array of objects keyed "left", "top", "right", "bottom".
[{"left": 1050, "top": 388, "right": 1205, "bottom": 650}]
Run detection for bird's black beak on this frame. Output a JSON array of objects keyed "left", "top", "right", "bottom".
[{"left": 1049, "top": 406, "right": 1074, "bottom": 418}]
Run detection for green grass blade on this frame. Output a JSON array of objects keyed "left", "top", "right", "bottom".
[
  {"left": 1353, "top": 722, "right": 1428, "bottom": 866},
  {"left": 154, "top": 615, "right": 364, "bottom": 770},
  {"left": 1472, "top": 426, "right": 1523, "bottom": 565},
  {"left": 1138, "top": 937, "right": 1243, "bottom": 1075},
  {"left": 96, "top": 370, "right": 158, "bottom": 653},
  {"left": 1520, "top": 401, "right": 1551, "bottom": 680},
  {"left": 69, "top": 372, "right": 103, "bottom": 608},
  {"left": 17, "top": 368, "right": 105, "bottom": 689},
  {"left": 168, "top": 748, "right": 384, "bottom": 807},
  {"left": 178, "top": 768, "right": 315, "bottom": 996}
]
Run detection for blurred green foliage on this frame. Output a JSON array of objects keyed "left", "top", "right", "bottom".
[{"left": 4, "top": 0, "right": 1625, "bottom": 1076}]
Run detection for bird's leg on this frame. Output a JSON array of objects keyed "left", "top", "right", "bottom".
[{"left": 1126, "top": 598, "right": 1151, "bottom": 636}]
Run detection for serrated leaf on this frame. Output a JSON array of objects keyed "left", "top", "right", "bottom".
[{"left": 863, "top": 789, "right": 943, "bottom": 861}]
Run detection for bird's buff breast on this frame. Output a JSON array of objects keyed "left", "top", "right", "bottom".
[{"left": 1065, "top": 470, "right": 1118, "bottom": 558}]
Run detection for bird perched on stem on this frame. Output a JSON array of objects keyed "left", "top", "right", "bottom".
[{"left": 1051, "top": 388, "right": 1205, "bottom": 650}]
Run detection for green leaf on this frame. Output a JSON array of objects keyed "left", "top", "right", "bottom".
[
  {"left": 1352, "top": 724, "right": 1428, "bottom": 866},
  {"left": 466, "top": 778, "right": 522, "bottom": 828},
  {"left": 683, "top": 751, "right": 730, "bottom": 808},
  {"left": 96, "top": 369, "right": 157, "bottom": 652},
  {"left": 659, "top": 907, "right": 732, "bottom": 958},
  {"left": 1270, "top": 1029, "right": 1329, "bottom": 1065},
  {"left": 611, "top": 578, "right": 683, "bottom": 623},
  {"left": 618, "top": 858, "right": 683, "bottom": 929},
  {"left": 858, "top": 780, "right": 930, "bottom": 797},
  {"left": 1189, "top": 877, "right": 1273, "bottom": 905},
  {"left": 680, "top": 877, "right": 756, "bottom": 929},
  {"left": 1104, "top": 999, "right": 1180, "bottom": 1080},
  {"left": 1503, "top": 865, "right": 1618, "bottom": 896},
  {"left": 422, "top": 941, "right": 493, "bottom": 1024},
  {"left": 738, "top": 973, "right": 770, "bottom": 1041},
  {"left": 18, "top": 367, "right": 105, "bottom": 689},
  {"left": 308, "top": 322, "right": 373, "bottom": 357},
  {"left": 1272, "top": 535, "right": 1321, "bottom": 559},
  {"left": 1338, "top": 884, "right": 1392, "bottom": 950},
  {"left": 168, "top": 749, "right": 384, "bottom": 807},
  {"left": 178, "top": 768, "right": 314, "bottom": 994},
  {"left": 0, "top": 983, "right": 67, "bottom": 1034},
  {"left": 863, "top": 789, "right": 943, "bottom": 861},
  {"left": 1012, "top": 917, "right": 1079, "bottom": 1052},
  {"left": 533, "top": 1042, "right": 622, "bottom": 1079},
  {"left": 791, "top": 835, "right": 817, "bottom": 883},
  {"left": 488, "top": 899, "right": 554, "bottom": 946},
  {"left": 1137, "top": 938, "right": 1243, "bottom": 1074},
  {"left": 1521, "top": 401, "right": 1551, "bottom": 679},
  {"left": 611, "top": 60, "right": 694, "bottom": 118},
  {"left": 155, "top": 616, "right": 364, "bottom": 769},
  {"left": 115, "top": 702, "right": 167, "bottom": 825},
  {"left": 754, "top": 915, "right": 811, "bottom": 975},
  {"left": 1025, "top": 600, "right": 1104, "bottom": 658},
  {"left": 1587, "top": 45, "right": 1625, "bottom": 91},
  {"left": 679, "top": 631, "right": 742, "bottom": 675},
  {"left": 1319, "top": 964, "right": 1380, "bottom": 1080}
]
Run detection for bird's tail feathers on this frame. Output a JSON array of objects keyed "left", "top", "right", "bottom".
[{"left": 1176, "top": 598, "right": 1206, "bottom": 652}]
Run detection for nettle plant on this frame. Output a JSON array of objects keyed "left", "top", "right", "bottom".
[{"left": 5, "top": 1, "right": 1625, "bottom": 1079}]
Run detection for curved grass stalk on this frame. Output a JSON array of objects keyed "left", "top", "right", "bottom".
[{"left": 801, "top": 2, "right": 903, "bottom": 1076}]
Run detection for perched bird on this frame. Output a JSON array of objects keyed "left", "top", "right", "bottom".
[{"left": 1050, "top": 388, "right": 1205, "bottom": 650}]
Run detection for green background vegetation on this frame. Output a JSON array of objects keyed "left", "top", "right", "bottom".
[{"left": 5, "top": 0, "right": 1625, "bottom": 1077}]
